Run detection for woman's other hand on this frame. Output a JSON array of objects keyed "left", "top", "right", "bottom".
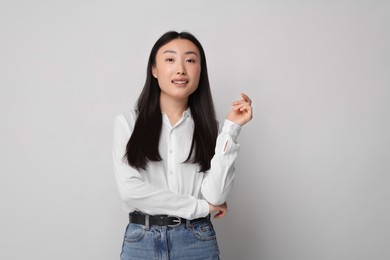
[
  {"left": 226, "top": 93, "right": 253, "bottom": 126},
  {"left": 208, "top": 202, "right": 228, "bottom": 219}
]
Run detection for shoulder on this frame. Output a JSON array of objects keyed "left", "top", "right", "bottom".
[{"left": 114, "top": 110, "right": 138, "bottom": 133}]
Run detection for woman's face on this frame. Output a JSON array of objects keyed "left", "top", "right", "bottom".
[{"left": 152, "top": 39, "right": 201, "bottom": 103}]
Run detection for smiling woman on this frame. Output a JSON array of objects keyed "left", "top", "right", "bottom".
[
  {"left": 152, "top": 39, "right": 201, "bottom": 123},
  {"left": 112, "top": 31, "right": 253, "bottom": 259}
]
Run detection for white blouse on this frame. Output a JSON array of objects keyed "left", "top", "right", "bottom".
[{"left": 112, "top": 109, "right": 241, "bottom": 220}]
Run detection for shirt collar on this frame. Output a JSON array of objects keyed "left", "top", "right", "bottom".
[
  {"left": 161, "top": 108, "right": 191, "bottom": 118},
  {"left": 183, "top": 107, "right": 191, "bottom": 118}
]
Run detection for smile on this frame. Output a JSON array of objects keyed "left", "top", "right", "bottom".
[{"left": 171, "top": 80, "right": 189, "bottom": 84}]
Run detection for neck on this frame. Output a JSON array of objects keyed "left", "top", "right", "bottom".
[{"left": 160, "top": 94, "right": 188, "bottom": 126}]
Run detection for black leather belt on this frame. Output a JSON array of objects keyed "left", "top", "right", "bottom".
[{"left": 129, "top": 212, "right": 209, "bottom": 227}]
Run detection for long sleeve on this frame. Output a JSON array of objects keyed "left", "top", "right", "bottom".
[
  {"left": 201, "top": 119, "right": 242, "bottom": 205},
  {"left": 112, "top": 114, "right": 210, "bottom": 220}
]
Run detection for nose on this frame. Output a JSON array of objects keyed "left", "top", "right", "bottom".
[{"left": 176, "top": 61, "right": 186, "bottom": 75}]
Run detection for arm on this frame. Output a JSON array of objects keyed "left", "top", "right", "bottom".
[
  {"left": 113, "top": 114, "right": 209, "bottom": 220},
  {"left": 201, "top": 93, "right": 253, "bottom": 205},
  {"left": 200, "top": 119, "right": 241, "bottom": 205}
]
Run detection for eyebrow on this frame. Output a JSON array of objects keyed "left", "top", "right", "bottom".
[{"left": 162, "top": 50, "right": 198, "bottom": 56}]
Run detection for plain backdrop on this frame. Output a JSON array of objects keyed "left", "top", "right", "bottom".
[{"left": 1, "top": 0, "right": 389, "bottom": 259}]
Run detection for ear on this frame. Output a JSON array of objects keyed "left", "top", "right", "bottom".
[{"left": 152, "top": 65, "right": 158, "bottom": 78}]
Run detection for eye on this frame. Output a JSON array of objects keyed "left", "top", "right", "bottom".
[
  {"left": 165, "top": 58, "right": 174, "bottom": 62},
  {"left": 186, "top": 58, "right": 196, "bottom": 63}
]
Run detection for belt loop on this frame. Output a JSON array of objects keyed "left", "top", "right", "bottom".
[
  {"left": 186, "top": 219, "right": 191, "bottom": 230},
  {"left": 144, "top": 215, "right": 150, "bottom": 230}
]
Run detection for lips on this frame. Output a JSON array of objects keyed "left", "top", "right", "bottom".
[
  {"left": 171, "top": 78, "right": 189, "bottom": 84},
  {"left": 172, "top": 80, "right": 188, "bottom": 84}
]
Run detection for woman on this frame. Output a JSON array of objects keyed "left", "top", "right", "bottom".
[{"left": 113, "top": 31, "right": 252, "bottom": 259}]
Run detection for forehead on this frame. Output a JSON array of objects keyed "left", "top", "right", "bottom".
[{"left": 157, "top": 39, "right": 200, "bottom": 55}]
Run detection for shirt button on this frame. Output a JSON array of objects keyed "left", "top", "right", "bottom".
[
  {"left": 170, "top": 171, "right": 173, "bottom": 175},
  {"left": 169, "top": 150, "right": 173, "bottom": 153}
]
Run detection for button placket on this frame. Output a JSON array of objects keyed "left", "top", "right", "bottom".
[
  {"left": 167, "top": 130, "right": 173, "bottom": 176},
  {"left": 167, "top": 130, "right": 179, "bottom": 193},
  {"left": 168, "top": 132, "right": 175, "bottom": 176}
]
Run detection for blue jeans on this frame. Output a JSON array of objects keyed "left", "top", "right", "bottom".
[{"left": 120, "top": 214, "right": 220, "bottom": 260}]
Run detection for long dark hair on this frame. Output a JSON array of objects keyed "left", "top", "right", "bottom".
[{"left": 125, "top": 31, "right": 218, "bottom": 172}]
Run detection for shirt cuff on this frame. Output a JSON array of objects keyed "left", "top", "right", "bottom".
[
  {"left": 197, "top": 199, "right": 210, "bottom": 218},
  {"left": 222, "top": 119, "right": 242, "bottom": 141}
]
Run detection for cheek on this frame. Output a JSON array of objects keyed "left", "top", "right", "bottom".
[
  {"left": 192, "top": 66, "right": 201, "bottom": 80},
  {"left": 155, "top": 69, "right": 170, "bottom": 82},
  {"left": 154, "top": 61, "right": 171, "bottom": 78},
  {"left": 196, "top": 69, "right": 201, "bottom": 84}
]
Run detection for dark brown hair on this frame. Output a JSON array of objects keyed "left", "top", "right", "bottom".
[{"left": 125, "top": 31, "right": 218, "bottom": 172}]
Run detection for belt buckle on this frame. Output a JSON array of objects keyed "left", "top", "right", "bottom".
[{"left": 167, "top": 216, "right": 181, "bottom": 227}]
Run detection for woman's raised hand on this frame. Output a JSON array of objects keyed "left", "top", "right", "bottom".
[{"left": 226, "top": 93, "right": 253, "bottom": 126}]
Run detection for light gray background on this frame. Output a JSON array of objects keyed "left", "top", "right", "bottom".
[{"left": 1, "top": 0, "right": 389, "bottom": 259}]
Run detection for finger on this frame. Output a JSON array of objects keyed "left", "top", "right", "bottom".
[
  {"left": 232, "top": 104, "right": 242, "bottom": 111},
  {"left": 233, "top": 104, "right": 252, "bottom": 112},
  {"left": 241, "top": 93, "right": 251, "bottom": 102},
  {"left": 240, "top": 93, "right": 252, "bottom": 105},
  {"left": 231, "top": 100, "right": 250, "bottom": 106},
  {"left": 232, "top": 94, "right": 251, "bottom": 105},
  {"left": 214, "top": 210, "right": 227, "bottom": 219},
  {"left": 231, "top": 100, "right": 242, "bottom": 106},
  {"left": 232, "top": 102, "right": 251, "bottom": 110},
  {"left": 239, "top": 105, "right": 253, "bottom": 112}
]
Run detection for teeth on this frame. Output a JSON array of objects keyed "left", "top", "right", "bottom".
[{"left": 173, "top": 80, "right": 187, "bottom": 84}]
